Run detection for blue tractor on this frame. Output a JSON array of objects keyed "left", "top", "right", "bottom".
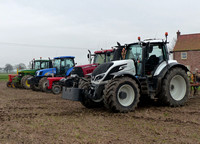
[{"left": 28, "top": 56, "right": 75, "bottom": 92}]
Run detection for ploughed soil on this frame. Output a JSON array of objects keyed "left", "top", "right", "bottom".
[{"left": 0, "top": 81, "right": 200, "bottom": 144}]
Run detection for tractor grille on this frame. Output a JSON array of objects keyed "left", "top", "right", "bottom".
[{"left": 92, "top": 62, "right": 113, "bottom": 77}]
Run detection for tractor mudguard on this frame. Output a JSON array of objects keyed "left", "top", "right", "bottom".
[
  {"left": 153, "top": 63, "right": 189, "bottom": 95},
  {"left": 47, "top": 77, "right": 64, "bottom": 89},
  {"left": 156, "top": 63, "right": 189, "bottom": 80},
  {"left": 113, "top": 72, "right": 141, "bottom": 89},
  {"left": 62, "top": 87, "right": 83, "bottom": 101},
  {"left": 66, "top": 67, "right": 74, "bottom": 76}
]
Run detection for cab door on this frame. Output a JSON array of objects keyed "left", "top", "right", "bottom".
[{"left": 145, "top": 44, "right": 164, "bottom": 76}]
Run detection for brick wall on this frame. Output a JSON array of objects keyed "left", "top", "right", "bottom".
[{"left": 173, "top": 51, "right": 200, "bottom": 72}]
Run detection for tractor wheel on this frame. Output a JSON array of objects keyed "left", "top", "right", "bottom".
[
  {"left": 21, "top": 75, "right": 33, "bottom": 89},
  {"left": 7, "top": 82, "right": 12, "bottom": 88},
  {"left": 30, "top": 84, "right": 40, "bottom": 91},
  {"left": 103, "top": 77, "right": 140, "bottom": 113},
  {"left": 159, "top": 68, "right": 189, "bottom": 106},
  {"left": 79, "top": 78, "right": 103, "bottom": 108},
  {"left": 52, "top": 84, "right": 62, "bottom": 94},
  {"left": 39, "top": 77, "right": 51, "bottom": 93},
  {"left": 14, "top": 82, "right": 21, "bottom": 88},
  {"left": 11, "top": 82, "right": 16, "bottom": 88}
]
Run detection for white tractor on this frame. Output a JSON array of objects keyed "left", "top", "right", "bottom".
[{"left": 62, "top": 33, "right": 190, "bottom": 112}]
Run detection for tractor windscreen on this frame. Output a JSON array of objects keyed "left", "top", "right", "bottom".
[
  {"left": 34, "top": 61, "right": 41, "bottom": 69},
  {"left": 54, "top": 58, "right": 74, "bottom": 75},
  {"left": 126, "top": 44, "right": 143, "bottom": 61},
  {"left": 125, "top": 44, "right": 143, "bottom": 75},
  {"left": 93, "top": 52, "right": 114, "bottom": 64},
  {"left": 41, "top": 61, "right": 49, "bottom": 69},
  {"left": 61, "top": 58, "right": 74, "bottom": 69}
]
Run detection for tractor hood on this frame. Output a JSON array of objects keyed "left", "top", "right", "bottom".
[
  {"left": 35, "top": 68, "right": 56, "bottom": 77},
  {"left": 18, "top": 69, "right": 36, "bottom": 73},
  {"left": 91, "top": 59, "right": 136, "bottom": 83},
  {"left": 18, "top": 69, "right": 37, "bottom": 75},
  {"left": 71, "top": 63, "right": 98, "bottom": 77}
]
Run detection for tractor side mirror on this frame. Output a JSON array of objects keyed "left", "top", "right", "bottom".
[
  {"left": 117, "top": 42, "right": 121, "bottom": 47},
  {"left": 87, "top": 54, "right": 89, "bottom": 59}
]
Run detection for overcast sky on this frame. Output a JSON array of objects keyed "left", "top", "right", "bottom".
[{"left": 0, "top": 0, "right": 200, "bottom": 67}]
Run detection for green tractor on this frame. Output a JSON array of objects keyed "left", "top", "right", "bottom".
[{"left": 7, "top": 59, "right": 52, "bottom": 89}]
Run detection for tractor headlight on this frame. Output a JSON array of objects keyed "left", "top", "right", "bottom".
[
  {"left": 95, "top": 74, "right": 105, "bottom": 81},
  {"left": 36, "top": 72, "right": 39, "bottom": 76}
]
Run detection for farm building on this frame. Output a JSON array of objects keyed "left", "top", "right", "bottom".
[{"left": 173, "top": 30, "right": 200, "bottom": 72}]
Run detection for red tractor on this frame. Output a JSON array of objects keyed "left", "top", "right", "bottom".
[{"left": 47, "top": 49, "right": 114, "bottom": 94}]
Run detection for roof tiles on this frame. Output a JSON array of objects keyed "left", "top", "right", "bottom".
[{"left": 174, "top": 33, "right": 200, "bottom": 51}]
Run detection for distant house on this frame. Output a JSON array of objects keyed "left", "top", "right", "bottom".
[{"left": 173, "top": 30, "right": 200, "bottom": 72}]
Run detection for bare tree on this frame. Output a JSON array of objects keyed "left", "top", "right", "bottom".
[
  {"left": 27, "top": 62, "right": 32, "bottom": 69},
  {"left": 4, "top": 64, "right": 13, "bottom": 73},
  {"left": 170, "top": 38, "right": 177, "bottom": 51},
  {"left": 15, "top": 63, "right": 26, "bottom": 70}
]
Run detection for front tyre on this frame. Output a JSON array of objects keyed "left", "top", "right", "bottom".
[
  {"left": 52, "top": 84, "right": 62, "bottom": 94},
  {"left": 39, "top": 77, "right": 51, "bottom": 93},
  {"left": 159, "top": 67, "right": 189, "bottom": 106},
  {"left": 103, "top": 77, "right": 140, "bottom": 113},
  {"left": 30, "top": 84, "right": 40, "bottom": 91}
]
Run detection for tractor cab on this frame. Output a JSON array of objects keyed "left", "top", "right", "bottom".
[
  {"left": 93, "top": 49, "right": 114, "bottom": 64},
  {"left": 32, "top": 59, "right": 53, "bottom": 70},
  {"left": 70, "top": 49, "right": 115, "bottom": 78},
  {"left": 125, "top": 39, "right": 169, "bottom": 77},
  {"left": 53, "top": 56, "right": 75, "bottom": 76}
]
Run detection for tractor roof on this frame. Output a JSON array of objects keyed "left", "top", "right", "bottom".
[
  {"left": 94, "top": 49, "right": 114, "bottom": 54},
  {"left": 143, "top": 39, "right": 164, "bottom": 43},
  {"left": 128, "top": 39, "right": 165, "bottom": 46},
  {"left": 34, "top": 59, "right": 50, "bottom": 62},
  {"left": 54, "top": 56, "right": 75, "bottom": 59}
]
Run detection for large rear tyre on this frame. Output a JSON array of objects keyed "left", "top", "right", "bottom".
[
  {"left": 103, "top": 77, "right": 140, "bottom": 113},
  {"left": 79, "top": 78, "right": 103, "bottom": 108},
  {"left": 158, "top": 68, "right": 189, "bottom": 106},
  {"left": 39, "top": 77, "right": 51, "bottom": 92},
  {"left": 21, "top": 75, "right": 33, "bottom": 89}
]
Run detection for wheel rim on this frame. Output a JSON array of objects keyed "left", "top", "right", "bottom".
[
  {"left": 11, "top": 83, "right": 15, "bottom": 88},
  {"left": 25, "top": 80, "right": 30, "bottom": 87},
  {"left": 117, "top": 84, "right": 135, "bottom": 107},
  {"left": 170, "top": 75, "right": 186, "bottom": 101},
  {"left": 53, "top": 86, "right": 61, "bottom": 94}
]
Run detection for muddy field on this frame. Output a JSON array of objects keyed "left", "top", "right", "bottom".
[{"left": 0, "top": 81, "right": 200, "bottom": 144}]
